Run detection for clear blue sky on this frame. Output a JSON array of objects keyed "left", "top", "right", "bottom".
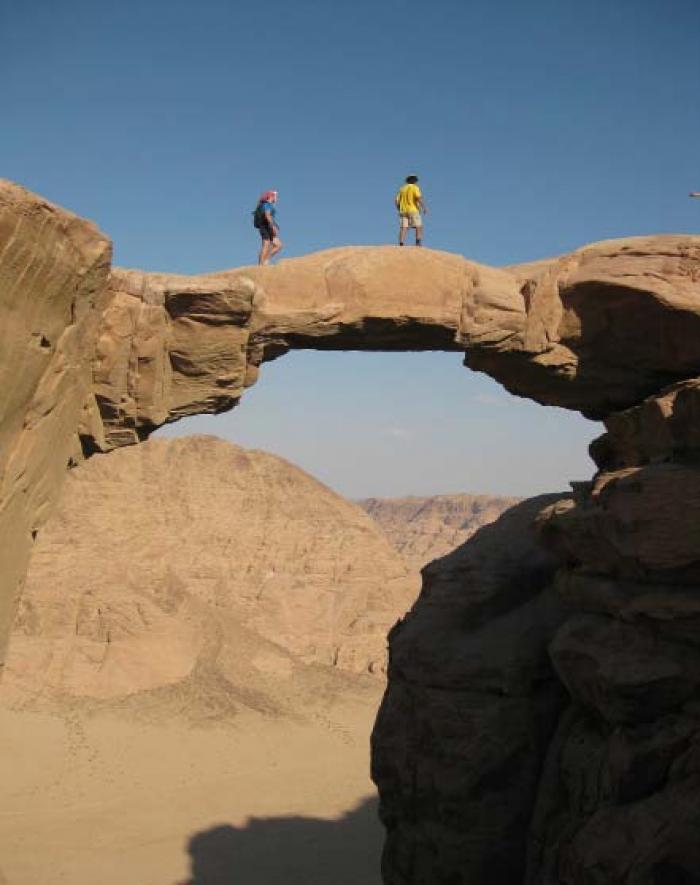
[{"left": 3, "top": 0, "right": 699, "bottom": 497}]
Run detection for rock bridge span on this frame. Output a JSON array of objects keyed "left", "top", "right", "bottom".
[{"left": 94, "top": 235, "right": 700, "bottom": 452}]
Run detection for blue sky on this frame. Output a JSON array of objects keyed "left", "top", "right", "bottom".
[{"left": 3, "top": 0, "right": 699, "bottom": 497}]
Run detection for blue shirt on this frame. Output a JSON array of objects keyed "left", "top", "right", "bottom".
[{"left": 260, "top": 201, "right": 276, "bottom": 222}]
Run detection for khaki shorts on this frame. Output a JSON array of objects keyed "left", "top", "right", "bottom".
[{"left": 399, "top": 212, "right": 422, "bottom": 229}]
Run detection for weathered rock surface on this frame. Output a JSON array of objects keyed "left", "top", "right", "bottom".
[
  {"left": 522, "top": 386, "right": 700, "bottom": 883},
  {"left": 88, "top": 248, "right": 476, "bottom": 449},
  {"left": 85, "top": 235, "right": 700, "bottom": 455},
  {"left": 371, "top": 496, "right": 568, "bottom": 884},
  {"left": 360, "top": 494, "right": 520, "bottom": 571},
  {"left": 0, "top": 181, "right": 111, "bottom": 670},
  {"left": 3, "top": 181, "right": 700, "bottom": 883},
  {"left": 1, "top": 435, "right": 418, "bottom": 714},
  {"left": 373, "top": 375, "right": 700, "bottom": 883}
]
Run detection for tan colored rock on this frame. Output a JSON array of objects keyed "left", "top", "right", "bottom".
[
  {"left": 524, "top": 385, "right": 700, "bottom": 884},
  {"left": 470, "top": 236, "right": 700, "bottom": 417},
  {"left": 0, "top": 180, "right": 111, "bottom": 670},
  {"left": 539, "top": 462, "right": 700, "bottom": 580},
  {"left": 1, "top": 435, "right": 418, "bottom": 712},
  {"left": 91, "top": 268, "right": 257, "bottom": 448},
  {"left": 359, "top": 494, "right": 521, "bottom": 571},
  {"left": 83, "top": 235, "right": 700, "bottom": 455},
  {"left": 4, "top": 182, "right": 700, "bottom": 883}
]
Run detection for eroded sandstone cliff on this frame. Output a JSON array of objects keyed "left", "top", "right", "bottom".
[
  {"left": 525, "top": 387, "right": 700, "bottom": 882},
  {"left": 2, "top": 180, "right": 700, "bottom": 884},
  {"left": 0, "top": 181, "right": 111, "bottom": 674}
]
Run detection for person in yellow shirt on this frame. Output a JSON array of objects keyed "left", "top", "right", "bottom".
[{"left": 395, "top": 174, "right": 428, "bottom": 246}]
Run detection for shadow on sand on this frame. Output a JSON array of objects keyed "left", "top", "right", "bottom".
[{"left": 177, "top": 795, "right": 383, "bottom": 885}]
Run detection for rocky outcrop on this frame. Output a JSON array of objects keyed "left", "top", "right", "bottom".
[
  {"left": 1, "top": 436, "right": 418, "bottom": 713},
  {"left": 373, "top": 382, "right": 700, "bottom": 883},
  {"left": 520, "top": 384, "right": 700, "bottom": 883},
  {"left": 371, "top": 496, "right": 568, "bottom": 883},
  {"left": 0, "top": 181, "right": 111, "bottom": 671},
  {"left": 3, "top": 181, "right": 700, "bottom": 882},
  {"left": 492, "top": 238, "right": 700, "bottom": 417},
  {"left": 360, "top": 494, "right": 520, "bottom": 571},
  {"left": 87, "top": 248, "right": 473, "bottom": 449}
]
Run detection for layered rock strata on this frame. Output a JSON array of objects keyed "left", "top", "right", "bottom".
[
  {"left": 0, "top": 182, "right": 111, "bottom": 673},
  {"left": 1, "top": 436, "right": 418, "bottom": 714},
  {"left": 360, "top": 494, "right": 521, "bottom": 571}
]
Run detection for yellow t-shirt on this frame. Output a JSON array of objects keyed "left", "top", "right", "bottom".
[{"left": 396, "top": 183, "right": 422, "bottom": 214}]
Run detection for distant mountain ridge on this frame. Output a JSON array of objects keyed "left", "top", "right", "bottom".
[{"left": 359, "top": 494, "right": 521, "bottom": 571}]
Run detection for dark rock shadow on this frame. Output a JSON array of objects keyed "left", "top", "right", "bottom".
[{"left": 177, "top": 795, "right": 382, "bottom": 885}]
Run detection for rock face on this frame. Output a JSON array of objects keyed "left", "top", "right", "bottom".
[
  {"left": 523, "top": 388, "right": 700, "bottom": 883},
  {"left": 359, "top": 494, "right": 521, "bottom": 571},
  {"left": 372, "top": 496, "right": 567, "bottom": 883},
  {"left": 1, "top": 435, "right": 418, "bottom": 712},
  {"left": 479, "top": 238, "right": 700, "bottom": 417},
  {"left": 0, "top": 181, "right": 111, "bottom": 672}
]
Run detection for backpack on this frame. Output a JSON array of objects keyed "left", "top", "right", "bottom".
[{"left": 252, "top": 204, "right": 266, "bottom": 229}]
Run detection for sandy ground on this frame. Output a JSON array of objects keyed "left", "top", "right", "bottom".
[{"left": 0, "top": 690, "right": 385, "bottom": 885}]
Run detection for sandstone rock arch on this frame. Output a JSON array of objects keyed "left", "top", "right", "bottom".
[{"left": 3, "top": 178, "right": 700, "bottom": 883}]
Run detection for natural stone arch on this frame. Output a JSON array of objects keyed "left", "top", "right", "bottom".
[
  {"left": 2, "top": 175, "right": 700, "bottom": 667},
  {"left": 3, "top": 178, "right": 700, "bottom": 883}
]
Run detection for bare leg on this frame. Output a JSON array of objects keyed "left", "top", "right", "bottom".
[
  {"left": 399, "top": 222, "right": 407, "bottom": 245},
  {"left": 258, "top": 239, "right": 272, "bottom": 265},
  {"left": 269, "top": 237, "right": 283, "bottom": 260},
  {"left": 415, "top": 225, "right": 423, "bottom": 246}
]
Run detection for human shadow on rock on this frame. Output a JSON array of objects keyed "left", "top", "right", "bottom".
[{"left": 177, "top": 795, "right": 382, "bottom": 885}]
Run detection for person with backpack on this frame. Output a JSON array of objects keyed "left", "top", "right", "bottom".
[
  {"left": 253, "top": 190, "right": 282, "bottom": 265},
  {"left": 395, "top": 174, "right": 428, "bottom": 246}
]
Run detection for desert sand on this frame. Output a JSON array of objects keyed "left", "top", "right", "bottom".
[{"left": 0, "top": 687, "right": 384, "bottom": 885}]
